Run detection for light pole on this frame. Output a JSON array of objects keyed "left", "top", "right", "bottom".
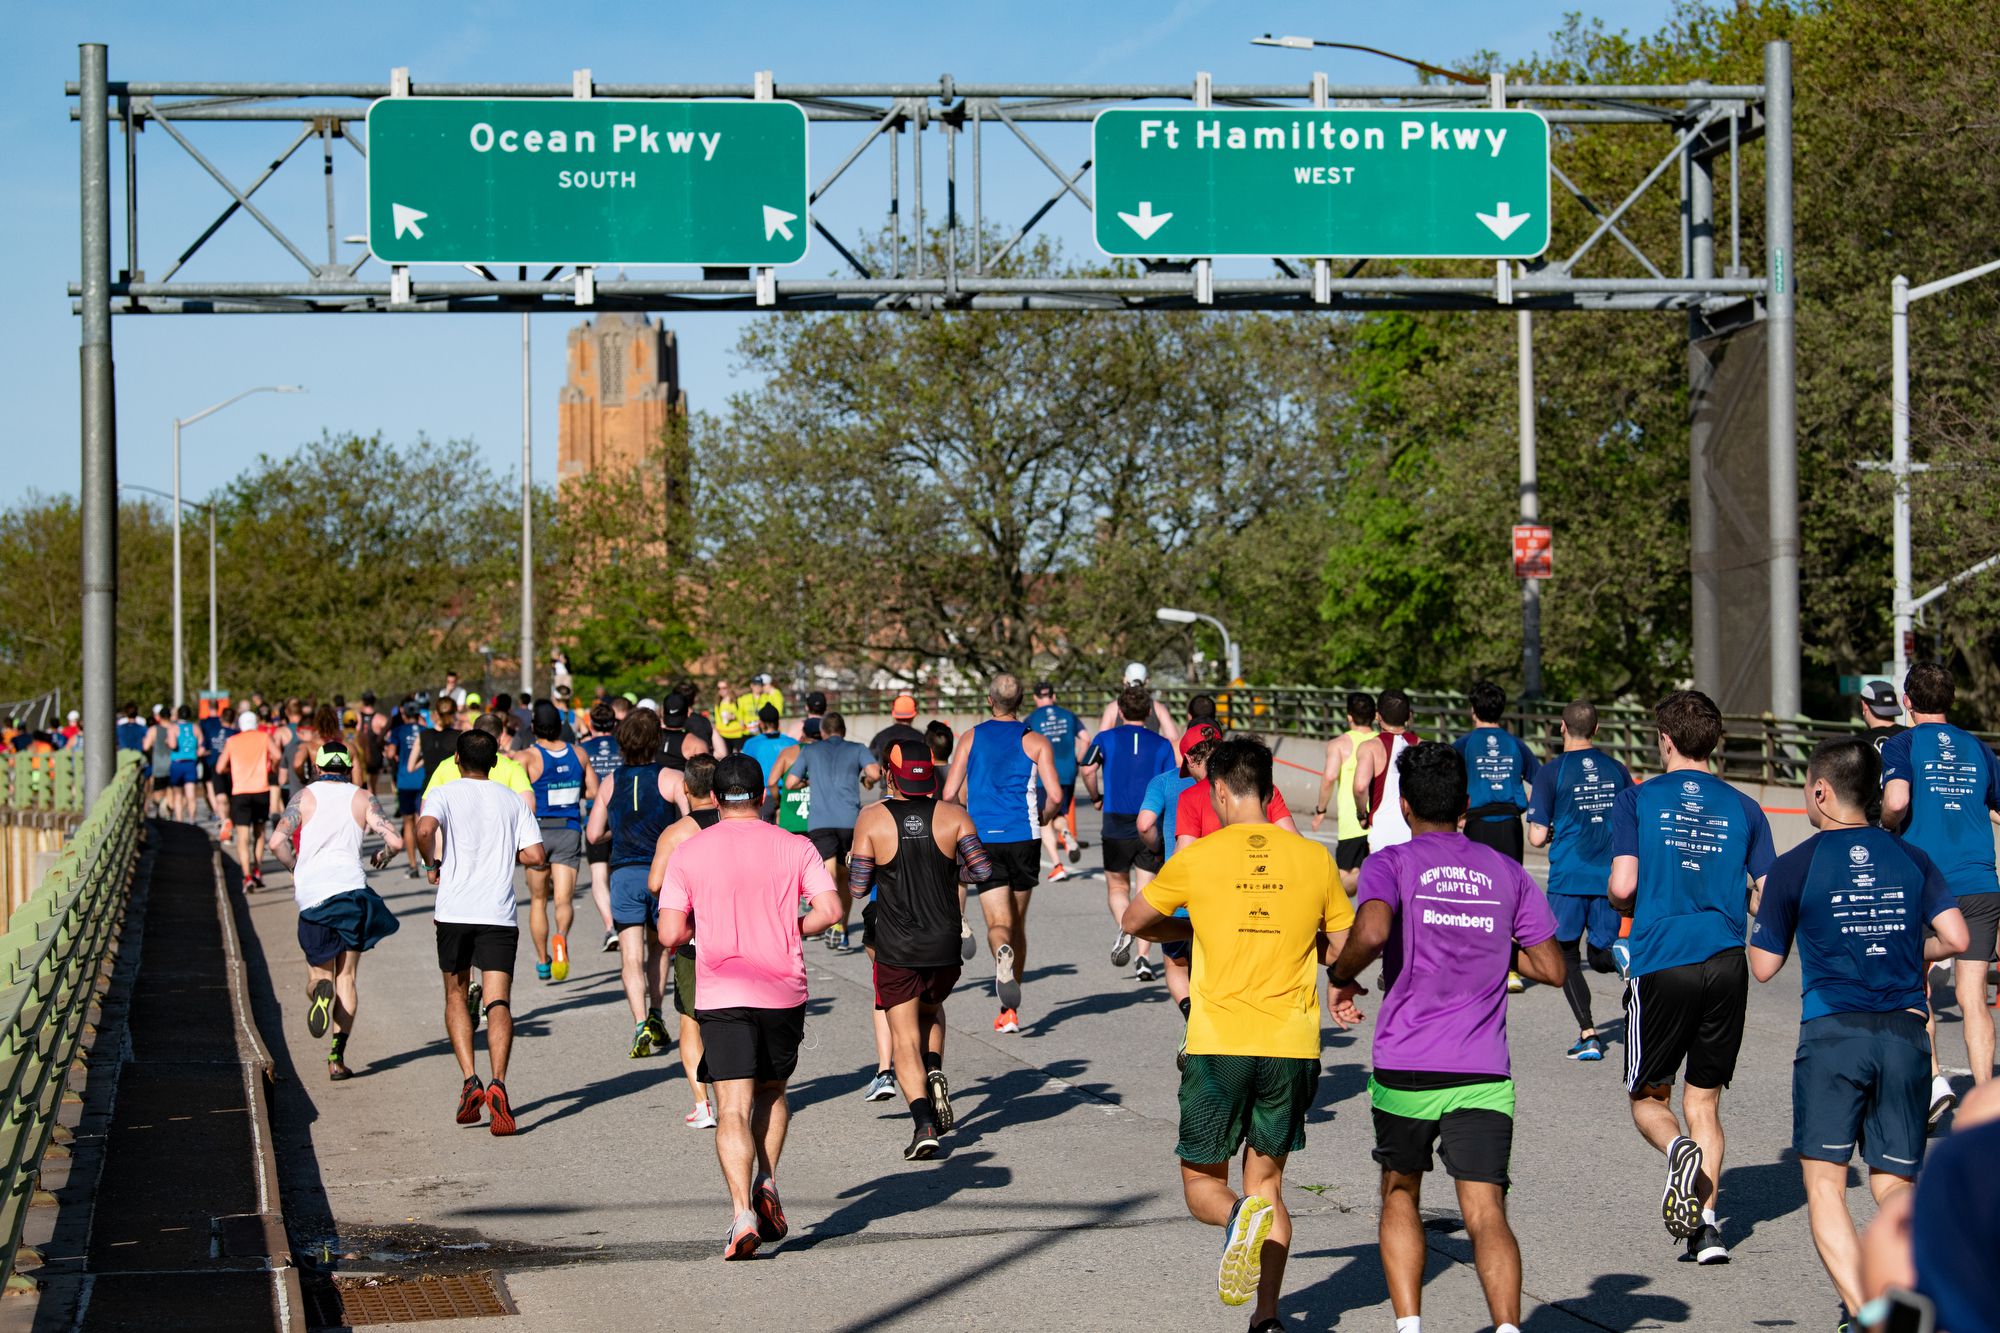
[
  {"left": 1886, "top": 260, "right": 2000, "bottom": 688},
  {"left": 520, "top": 311, "right": 535, "bottom": 699},
  {"left": 123, "top": 484, "right": 221, "bottom": 701},
  {"left": 1157, "top": 606, "right": 1240, "bottom": 684},
  {"left": 168, "top": 386, "right": 305, "bottom": 709}
]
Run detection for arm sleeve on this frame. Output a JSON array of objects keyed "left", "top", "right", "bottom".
[
  {"left": 846, "top": 852, "right": 876, "bottom": 899},
  {"left": 955, "top": 834, "right": 992, "bottom": 883},
  {"left": 1526, "top": 761, "right": 1557, "bottom": 826},
  {"left": 1609, "top": 785, "right": 1641, "bottom": 859},
  {"left": 1748, "top": 848, "right": 1803, "bottom": 954},
  {"left": 1512, "top": 862, "right": 1558, "bottom": 947}
]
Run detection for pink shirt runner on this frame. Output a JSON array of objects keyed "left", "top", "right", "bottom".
[{"left": 658, "top": 817, "right": 837, "bottom": 1011}]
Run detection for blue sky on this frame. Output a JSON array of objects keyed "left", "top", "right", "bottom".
[{"left": 2, "top": 0, "right": 1677, "bottom": 508}]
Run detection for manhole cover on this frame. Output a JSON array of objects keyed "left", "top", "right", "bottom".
[{"left": 315, "top": 1270, "right": 515, "bottom": 1325}]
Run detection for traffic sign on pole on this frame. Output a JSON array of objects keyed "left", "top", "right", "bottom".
[
  {"left": 366, "top": 98, "right": 810, "bottom": 266},
  {"left": 1092, "top": 108, "right": 1550, "bottom": 259},
  {"left": 1513, "top": 523, "right": 1553, "bottom": 579}
]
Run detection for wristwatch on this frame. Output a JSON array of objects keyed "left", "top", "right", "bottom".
[{"left": 425, "top": 860, "right": 443, "bottom": 873}]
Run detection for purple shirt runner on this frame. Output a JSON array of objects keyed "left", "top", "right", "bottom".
[{"left": 1357, "top": 830, "right": 1558, "bottom": 1078}]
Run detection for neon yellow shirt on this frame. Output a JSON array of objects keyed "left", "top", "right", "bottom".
[{"left": 423, "top": 752, "right": 533, "bottom": 800}]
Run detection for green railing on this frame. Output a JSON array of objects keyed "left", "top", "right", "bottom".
[
  {"left": 1, "top": 753, "right": 83, "bottom": 816},
  {"left": 0, "top": 753, "right": 140, "bottom": 1293},
  {"left": 821, "top": 684, "right": 1980, "bottom": 786}
]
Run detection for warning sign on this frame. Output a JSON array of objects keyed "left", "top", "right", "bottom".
[{"left": 1513, "top": 523, "right": 1552, "bottom": 579}]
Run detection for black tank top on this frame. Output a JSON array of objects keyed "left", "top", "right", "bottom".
[
  {"left": 691, "top": 807, "right": 720, "bottom": 829},
  {"left": 871, "top": 798, "right": 963, "bottom": 969}
]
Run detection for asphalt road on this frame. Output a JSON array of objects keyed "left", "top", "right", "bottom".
[{"left": 236, "top": 807, "right": 1984, "bottom": 1332}]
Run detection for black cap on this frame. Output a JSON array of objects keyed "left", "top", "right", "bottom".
[
  {"left": 1033, "top": 680, "right": 1055, "bottom": 694},
  {"left": 803, "top": 717, "right": 823, "bottom": 738},
  {"left": 661, "top": 691, "right": 690, "bottom": 724},
  {"left": 713, "top": 754, "right": 764, "bottom": 804},
  {"left": 806, "top": 690, "right": 827, "bottom": 713},
  {"left": 757, "top": 703, "right": 780, "bottom": 725},
  {"left": 1860, "top": 679, "right": 1902, "bottom": 719}
]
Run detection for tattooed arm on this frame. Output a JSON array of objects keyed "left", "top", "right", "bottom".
[
  {"left": 270, "top": 790, "right": 305, "bottom": 870},
  {"left": 360, "top": 790, "right": 404, "bottom": 853}
]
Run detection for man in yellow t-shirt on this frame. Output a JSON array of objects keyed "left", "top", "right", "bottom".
[
  {"left": 1122, "top": 736, "right": 1356, "bottom": 1324},
  {"left": 424, "top": 713, "right": 533, "bottom": 808}
]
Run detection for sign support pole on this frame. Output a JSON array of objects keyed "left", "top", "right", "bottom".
[
  {"left": 79, "top": 42, "right": 116, "bottom": 804},
  {"left": 1518, "top": 272, "right": 1541, "bottom": 701}
]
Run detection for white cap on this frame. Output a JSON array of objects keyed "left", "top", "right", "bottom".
[
  {"left": 1123, "top": 662, "right": 1149, "bottom": 684},
  {"left": 637, "top": 697, "right": 660, "bottom": 714},
  {"left": 238, "top": 710, "right": 259, "bottom": 731},
  {"left": 67, "top": 710, "right": 80, "bottom": 722}
]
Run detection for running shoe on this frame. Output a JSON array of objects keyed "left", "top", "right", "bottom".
[
  {"left": 1176, "top": 1024, "right": 1189, "bottom": 1073},
  {"left": 1248, "top": 1322, "right": 1284, "bottom": 1333},
  {"left": 644, "top": 1010, "right": 670, "bottom": 1049},
  {"left": 550, "top": 933, "right": 569, "bottom": 982},
  {"left": 1134, "top": 956, "right": 1160, "bottom": 982},
  {"left": 993, "top": 1008, "right": 1020, "bottom": 1034},
  {"left": 486, "top": 1080, "right": 517, "bottom": 1136},
  {"left": 1611, "top": 940, "right": 1633, "bottom": 979},
  {"left": 752, "top": 1173, "right": 788, "bottom": 1242},
  {"left": 406, "top": 862, "right": 420, "bottom": 879},
  {"left": 1662, "top": 1136, "right": 1704, "bottom": 1239},
  {"left": 824, "top": 924, "right": 848, "bottom": 952},
  {"left": 1066, "top": 836, "right": 1081, "bottom": 865},
  {"left": 994, "top": 944, "right": 1022, "bottom": 1011},
  {"left": 863, "top": 1071, "right": 898, "bottom": 1102},
  {"left": 1928, "top": 1074, "right": 1957, "bottom": 1130},
  {"left": 466, "top": 981, "right": 483, "bottom": 1030},
  {"left": 535, "top": 962, "right": 553, "bottom": 981},
  {"left": 686, "top": 1100, "right": 717, "bottom": 1129},
  {"left": 454, "top": 1075, "right": 486, "bottom": 1126},
  {"left": 1047, "top": 864, "right": 1069, "bottom": 883},
  {"left": 1506, "top": 971, "right": 1525, "bottom": 994},
  {"left": 905, "top": 1121, "right": 941, "bottom": 1161},
  {"left": 602, "top": 930, "right": 618, "bottom": 953},
  {"left": 723, "top": 1209, "right": 761, "bottom": 1260},
  {"left": 1218, "top": 1194, "right": 1275, "bottom": 1307},
  {"left": 306, "top": 979, "right": 334, "bottom": 1039},
  {"left": 927, "top": 1068, "right": 954, "bottom": 1132},
  {"left": 220, "top": 818, "right": 234, "bottom": 840},
  {"left": 960, "top": 920, "right": 976, "bottom": 961},
  {"left": 1567, "top": 1036, "right": 1605, "bottom": 1062},
  {"left": 1110, "top": 932, "right": 1134, "bottom": 968},
  {"left": 629, "top": 1021, "right": 655, "bottom": 1059},
  {"left": 1687, "top": 1221, "right": 1728, "bottom": 1264}
]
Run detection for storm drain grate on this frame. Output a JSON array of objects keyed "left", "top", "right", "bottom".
[{"left": 315, "top": 1270, "right": 515, "bottom": 1325}]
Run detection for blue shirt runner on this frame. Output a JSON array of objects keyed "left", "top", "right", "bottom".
[
  {"left": 1526, "top": 747, "right": 1634, "bottom": 896},
  {"left": 1610, "top": 769, "right": 1776, "bottom": 977},
  {"left": 1879, "top": 722, "right": 2000, "bottom": 896}
]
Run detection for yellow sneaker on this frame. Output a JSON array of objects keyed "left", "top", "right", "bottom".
[
  {"left": 550, "top": 933, "right": 569, "bottom": 982},
  {"left": 1218, "top": 1194, "right": 1275, "bottom": 1306}
]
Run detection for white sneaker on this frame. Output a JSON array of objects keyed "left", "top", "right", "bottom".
[
  {"left": 685, "top": 1099, "right": 717, "bottom": 1129},
  {"left": 1929, "top": 1074, "right": 1957, "bottom": 1129}
]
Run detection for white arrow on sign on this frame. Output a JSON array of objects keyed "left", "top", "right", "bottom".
[
  {"left": 1476, "top": 201, "right": 1531, "bottom": 241},
  {"left": 762, "top": 205, "right": 798, "bottom": 242},
  {"left": 1117, "top": 201, "right": 1173, "bottom": 241},
  {"left": 392, "top": 203, "right": 428, "bottom": 240}
]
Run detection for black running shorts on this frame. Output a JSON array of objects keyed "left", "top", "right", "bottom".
[
  {"left": 1957, "top": 891, "right": 2000, "bottom": 964},
  {"left": 809, "top": 827, "right": 855, "bottom": 863},
  {"left": 1334, "top": 836, "right": 1370, "bottom": 871},
  {"left": 435, "top": 923, "right": 519, "bottom": 976},
  {"left": 695, "top": 1004, "right": 806, "bottom": 1083},
  {"left": 1102, "top": 836, "right": 1148, "bottom": 876},
  {"left": 1624, "top": 947, "right": 1749, "bottom": 1093},
  {"left": 227, "top": 792, "right": 269, "bottom": 830},
  {"left": 975, "top": 840, "right": 1040, "bottom": 894}
]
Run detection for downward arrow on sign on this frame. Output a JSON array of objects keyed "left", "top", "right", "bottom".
[
  {"left": 1117, "top": 201, "right": 1173, "bottom": 240},
  {"left": 1476, "top": 201, "right": 1530, "bottom": 241}
]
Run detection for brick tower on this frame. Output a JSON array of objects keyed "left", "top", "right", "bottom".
[{"left": 556, "top": 313, "right": 688, "bottom": 484}]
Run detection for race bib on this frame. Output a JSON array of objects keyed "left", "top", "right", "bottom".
[{"left": 546, "top": 785, "right": 582, "bottom": 807}]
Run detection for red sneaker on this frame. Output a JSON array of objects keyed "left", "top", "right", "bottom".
[
  {"left": 454, "top": 1076, "right": 486, "bottom": 1125},
  {"left": 753, "top": 1175, "right": 788, "bottom": 1242},
  {"left": 724, "top": 1209, "right": 761, "bottom": 1260},
  {"left": 486, "top": 1080, "right": 517, "bottom": 1137}
]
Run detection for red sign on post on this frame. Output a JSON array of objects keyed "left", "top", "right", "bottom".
[{"left": 1513, "top": 523, "right": 1552, "bottom": 579}]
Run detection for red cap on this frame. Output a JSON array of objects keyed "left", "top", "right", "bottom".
[
  {"left": 889, "top": 749, "right": 940, "bottom": 795},
  {"left": 1179, "top": 722, "right": 1223, "bottom": 757},
  {"left": 891, "top": 693, "right": 919, "bottom": 720}
]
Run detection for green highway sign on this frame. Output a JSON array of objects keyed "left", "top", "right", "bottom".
[
  {"left": 1092, "top": 108, "right": 1550, "bottom": 260},
  {"left": 366, "top": 98, "right": 809, "bottom": 267}
]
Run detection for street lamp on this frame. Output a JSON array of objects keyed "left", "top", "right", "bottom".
[
  {"left": 122, "top": 483, "right": 221, "bottom": 704},
  {"left": 1157, "top": 606, "right": 1241, "bottom": 684},
  {"left": 169, "top": 386, "right": 306, "bottom": 709},
  {"left": 1249, "top": 34, "right": 1486, "bottom": 85}
]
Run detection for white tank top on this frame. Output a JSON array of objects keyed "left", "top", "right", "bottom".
[
  {"left": 293, "top": 779, "right": 367, "bottom": 911},
  {"left": 1368, "top": 732, "right": 1415, "bottom": 851}
]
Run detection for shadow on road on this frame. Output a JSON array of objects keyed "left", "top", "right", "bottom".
[
  {"left": 1718, "top": 1151, "right": 1809, "bottom": 1246},
  {"left": 1022, "top": 982, "right": 1169, "bottom": 1036}
]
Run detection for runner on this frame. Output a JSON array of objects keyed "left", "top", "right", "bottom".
[
  {"left": 942, "top": 673, "right": 1062, "bottom": 1034},
  {"left": 1525, "top": 699, "right": 1634, "bottom": 1062},
  {"left": 1352, "top": 689, "right": 1421, "bottom": 853},
  {"left": 1880, "top": 661, "right": 2000, "bottom": 1106},
  {"left": 1120, "top": 738, "right": 1356, "bottom": 1326},
  {"left": 1026, "top": 681, "right": 1088, "bottom": 874},
  {"left": 1083, "top": 683, "right": 1178, "bottom": 979},
  {"left": 850, "top": 748, "right": 993, "bottom": 1158},
  {"left": 657, "top": 754, "right": 843, "bottom": 1260},
  {"left": 216, "top": 710, "right": 283, "bottom": 890},
  {"left": 1096, "top": 662, "right": 1182, "bottom": 744},
  {"left": 520, "top": 701, "right": 598, "bottom": 984},
  {"left": 1137, "top": 721, "right": 1221, "bottom": 1067},
  {"left": 440, "top": 670, "right": 467, "bottom": 709},
  {"left": 585, "top": 707, "right": 689, "bottom": 1057},
  {"left": 576, "top": 701, "right": 624, "bottom": 952},
  {"left": 1453, "top": 681, "right": 1540, "bottom": 863},
  {"left": 417, "top": 728, "right": 548, "bottom": 1136},
  {"left": 1609, "top": 689, "right": 1775, "bottom": 1264},
  {"left": 782, "top": 712, "right": 881, "bottom": 952},
  {"left": 356, "top": 690, "right": 388, "bottom": 793},
  {"left": 199, "top": 702, "right": 232, "bottom": 824},
  {"left": 770, "top": 719, "right": 815, "bottom": 832},
  {"left": 167, "top": 704, "right": 203, "bottom": 823},
  {"left": 423, "top": 712, "right": 535, "bottom": 805},
  {"left": 114, "top": 703, "right": 147, "bottom": 770},
  {"left": 1309, "top": 692, "right": 1379, "bottom": 896},
  {"left": 1748, "top": 735, "right": 1969, "bottom": 1326},
  {"left": 268, "top": 741, "right": 404, "bottom": 1080},
  {"left": 387, "top": 701, "right": 428, "bottom": 877},
  {"left": 1858, "top": 679, "right": 1906, "bottom": 757},
  {"left": 145, "top": 704, "right": 174, "bottom": 819},
  {"left": 867, "top": 693, "right": 928, "bottom": 771},
  {"left": 1326, "top": 741, "right": 1566, "bottom": 1333},
  {"left": 646, "top": 752, "right": 723, "bottom": 1131}
]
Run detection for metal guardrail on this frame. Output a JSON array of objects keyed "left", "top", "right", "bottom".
[
  {"left": 0, "top": 752, "right": 139, "bottom": 1293},
  {"left": 2, "top": 752, "right": 84, "bottom": 815},
  {"left": 820, "top": 684, "right": 1984, "bottom": 786}
]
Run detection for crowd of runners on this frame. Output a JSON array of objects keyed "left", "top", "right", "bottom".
[{"left": 119, "top": 658, "right": 2000, "bottom": 1332}]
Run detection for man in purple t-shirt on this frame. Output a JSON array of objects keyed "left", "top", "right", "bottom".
[{"left": 1329, "top": 742, "right": 1565, "bottom": 1333}]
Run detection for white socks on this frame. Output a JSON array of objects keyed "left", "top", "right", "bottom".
[
  {"left": 1701, "top": 1207, "right": 1717, "bottom": 1227},
  {"left": 1395, "top": 1318, "right": 1422, "bottom": 1333},
  {"left": 1498, "top": 1325, "right": 1521, "bottom": 1333}
]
